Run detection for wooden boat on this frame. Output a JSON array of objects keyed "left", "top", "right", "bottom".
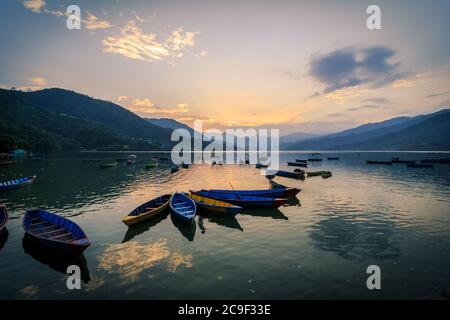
[
  {"left": 122, "top": 194, "right": 171, "bottom": 226},
  {"left": 308, "top": 153, "right": 322, "bottom": 161},
  {"left": 100, "top": 162, "right": 117, "bottom": 169},
  {"left": 366, "top": 160, "right": 392, "bottom": 165},
  {"left": 321, "top": 172, "right": 333, "bottom": 178},
  {"left": 170, "top": 193, "right": 196, "bottom": 224},
  {"left": 204, "top": 187, "right": 300, "bottom": 198},
  {"left": 0, "top": 204, "right": 8, "bottom": 232},
  {"left": 267, "top": 170, "right": 304, "bottom": 180},
  {"left": 145, "top": 161, "right": 159, "bottom": 169},
  {"left": 255, "top": 163, "right": 268, "bottom": 169},
  {"left": 0, "top": 175, "right": 36, "bottom": 191},
  {"left": 420, "top": 159, "right": 450, "bottom": 164},
  {"left": 308, "top": 158, "right": 323, "bottom": 162},
  {"left": 23, "top": 209, "right": 90, "bottom": 254},
  {"left": 391, "top": 158, "right": 415, "bottom": 164},
  {"left": 327, "top": 157, "right": 339, "bottom": 160},
  {"left": 408, "top": 163, "right": 434, "bottom": 168},
  {"left": 171, "top": 166, "right": 180, "bottom": 173},
  {"left": 307, "top": 171, "right": 332, "bottom": 177},
  {"left": 287, "top": 161, "right": 307, "bottom": 167},
  {"left": 191, "top": 190, "right": 287, "bottom": 208},
  {"left": 295, "top": 159, "right": 308, "bottom": 163},
  {"left": 188, "top": 193, "right": 242, "bottom": 216}
]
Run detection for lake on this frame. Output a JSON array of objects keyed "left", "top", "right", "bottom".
[{"left": 0, "top": 151, "right": 449, "bottom": 299}]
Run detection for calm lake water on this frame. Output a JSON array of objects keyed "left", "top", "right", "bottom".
[{"left": 0, "top": 151, "right": 449, "bottom": 299}]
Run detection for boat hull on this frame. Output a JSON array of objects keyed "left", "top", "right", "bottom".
[
  {"left": 0, "top": 204, "right": 8, "bottom": 232},
  {"left": 0, "top": 175, "right": 36, "bottom": 191},
  {"left": 287, "top": 162, "right": 307, "bottom": 167},
  {"left": 188, "top": 193, "right": 242, "bottom": 216},
  {"left": 192, "top": 191, "right": 287, "bottom": 208},
  {"left": 170, "top": 193, "right": 196, "bottom": 224},
  {"left": 204, "top": 187, "right": 300, "bottom": 198},
  {"left": 122, "top": 194, "right": 171, "bottom": 226}
]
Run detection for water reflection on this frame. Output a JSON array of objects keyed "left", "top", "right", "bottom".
[
  {"left": 167, "top": 251, "right": 193, "bottom": 273},
  {"left": 22, "top": 236, "right": 90, "bottom": 283},
  {"left": 121, "top": 211, "right": 170, "bottom": 243},
  {"left": 240, "top": 208, "right": 288, "bottom": 220},
  {"left": 97, "top": 239, "right": 170, "bottom": 283},
  {"left": 198, "top": 213, "right": 243, "bottom": 232},
  {"left": 309, "top": 212, "right": 401, "bottom": 261},
  {"left": 171, "top": 214, "right": 196, "bottom": 241},
  {"left": 0, "top": 229, "right": 8, "bottom": 252}
]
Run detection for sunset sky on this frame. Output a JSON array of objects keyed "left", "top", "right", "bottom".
[{"left": 1, "top": 0, "right": 450, "bottom": 135}]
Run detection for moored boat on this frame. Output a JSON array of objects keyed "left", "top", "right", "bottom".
[
  {"left": 307, "top": 170, "right": 332, "bottom": 177},
  {"left": 122, "top": 194, "right": 171, "bottom": 226},
  {"left": 287, "top": 161, "right": 308, "bottom": 167},
  {"left": 408, "top": 163, "right": 434, "bottom": 168},
  {"left": 255, "top": 163, "right": 268, "bottom": 169},
  {"left": 308, "top": 153, "right": 323, "bottom": 161},
  {"left": 420, "top": 159, "right": 450, "bottom": 164},
  {"left": 0, "top": 175, "right": 36, "bottom": 191},
  {"left": 191, "top": 190, "right": 287, "bottom": 208},
  {"left": 269, "top": 180, "right": 285, "bottom": 189},
  {"left": 366, "top": 160, "right": 392, "bottom": 165},
  {"left": 0, "top": 204, "right": 8, "bottom": 232},
  {"left": 295, "top": 159, "right": 308, "bottom": 163},
  {"left": 391, "top": 158, "right": 415, "bottom": 164},
  {"left": 22, "top": 209, "right": 90, "bottom": 254},
  {"left": 327, "top": 157, "right": 339, "bottom": 160},
  {"left": 170, "top": 193, "right": 196, "bottom": 224},
  {"left": 145, "top": 161, "right": 159, "bottom": 169},
  {"left": 204, "top": 187, "right": 300, "bottom": 198},
  {"left": 171, "top": 166, "right": 180, "bottom": 173},
  {"left": 188, "top": 193, "right": 242, "bottom": 216},
  {"left": 267, "top": 170, "right": 305, "bottom": 180}
]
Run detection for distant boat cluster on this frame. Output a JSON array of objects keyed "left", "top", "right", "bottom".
[{"left": 366, "top": 157, "right": 450, "bottom": 168}]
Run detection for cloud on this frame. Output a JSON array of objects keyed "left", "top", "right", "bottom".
[
  {"left": 360, "top": 104, "right": 382, "bottom": 109},
  {"left": 28, "top": 76, "right": 47, "bottom": 87},
  {"left": 195, "top": 50, "right": 208, "bottom": 57},
  {"left": 391, "top": 72, "right": 433, "bottom": 88},
  {"left": 23, "top": 0, "right": 45, "bottom": 13},
  {"left": 103, "top": 21, "right": 196, "bottom": 62},
  {"left": 364, "top": 97, "right": 390, "bottom": 104},
  {"left": 119, "top": 95, "right": 191, "bottom": 118},
  {"left": 426, "top": 91, "right": 450, "bottom": 98},
  {"left": 83, "top": 11, "right": 112, "bottom": 30},
  {"left": 309, "top": 46, "right": 404, "bottom": 94}
]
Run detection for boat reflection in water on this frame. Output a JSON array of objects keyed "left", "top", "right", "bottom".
[
  {"left": 171, "top": 214, "right": 196, "bottom": 241},
  {"left": 197, "top": 213, "right": 243, "bottom": 233},
  {"left": 240, "top": 208, "right": 289, "bottom": 220},
  {"left": 0, "top": 228, "right": 8, "bottom": 252},
  {"left": 121, "top": 211, "right": 170, "bottom": 243},
  {"left": 22, "top": 235, "right": 90, "bottom": 284}
]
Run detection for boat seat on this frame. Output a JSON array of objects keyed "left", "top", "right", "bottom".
[
  {"left": 174, "top": 206, "right": 191, "bottom": 210},
  {"left": 35, "top": 227, "right": 66, "bottom": 236},
  {"left": 32, "top": 224, "right": 59, "bottom": 232},
  {"left": 50, "top": 233, "right": 73, "bottom": 240},
  {"left": 30, "top": 221, "right": 50, "bottom": 228}
]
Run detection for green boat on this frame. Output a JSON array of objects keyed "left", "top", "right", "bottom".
[{"left": 145, "top": 162, "right": 159, "bottom": 169}]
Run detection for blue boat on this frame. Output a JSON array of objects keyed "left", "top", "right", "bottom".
[
  {"left": 0, "top": 204, "right": 8, "bottom": 232},
  {"left": 23, "top": 209, "right": 90, "bottom": 254},
  {"left": 170, "top": 193, "right": 196, "bottom": 224},
  {"left": 204, "top": 187, "right": 300, "bottom": 198},
  {"left": 191, "top": 190, "right": 287, "bottom": 208},
  {"left": 0, "top": 175, "right": 36, "bottom": 191}
]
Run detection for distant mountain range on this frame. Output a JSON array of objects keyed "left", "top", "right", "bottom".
[
  {"left": 285, "top": 109, "right": 450, "bottom": 151},
  {"left": 0, "top": 88, "right": 173, "bottom": 152},
  {"left": 146, "top": 118, "right": 194, "bottom": 134}
]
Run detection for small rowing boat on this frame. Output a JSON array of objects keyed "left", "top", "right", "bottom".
[
  {"left": 100, "top": 162, "right": 117, "bottom": 169},
  {"left": 0, "top": 176, "right": 36, "bottom": 191},
  {"left": 408, "top": 163, "right": 434, "bottom": 168},
  {"left": 391, "top": 158, "right": 415, "bottom": 164},
  {"left": 267, "top": 170, "right": 305, "bottom": 180},
  {"left": 122, "top": 194, "right": 171, "bottom": 226},
  {"left": 170, "top": 193, "right": 196, "bottom": 224},
  {"left": 191, "top": 190, "right": 287, "bottom": 208},
  {"left": 366, "top": 160, "right": 392, "bottom": 165},
  {"left": 287, "top": 161, "right": 307, "bottom": 167},
  {"left": 255, "top": 163, "right": 268, "bottom": 169},
  {"left": 269, "top": 180, "right": 285, "bottom": 189},
  {"left": 0, "top": 204, "right": 8, "bottom": 232},
  {"left": 188, "top": 193, "right": 242, "bottom": 216},
  {"left": 295, "top": 159, "right": 308, "bottom": 163},
  {"left": 307, "top": 170, "right": 332, "bottom": 177},
  {"left": 23, "top": 209, "right": 90, "bottom": 254},
  {"left": 327, "top": 157, "right": 339, "bottom": 160},
  {"left": 204, "top": 187, "right": 300, "bottom": 198},
  {"left": 145, "top": 161, "right": 159, "bottom": 169}
]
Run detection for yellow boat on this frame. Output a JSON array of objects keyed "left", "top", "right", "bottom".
[
  {"left": 188, "top": 193, "right": 242, "bottom": 216},
  {"left": 122, "top": 194, "right": 171, "bottom": 226}
]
